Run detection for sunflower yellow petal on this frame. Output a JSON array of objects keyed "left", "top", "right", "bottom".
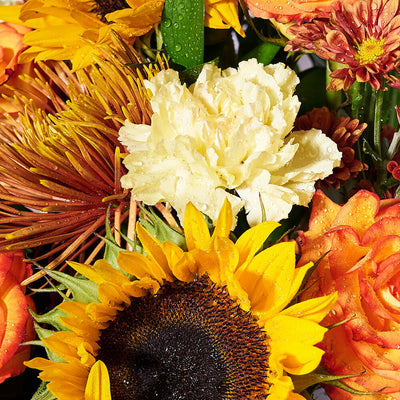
[
  {"left": 77, "top": 342, "right": 96, "bottom": 368},
  {"left": 85, "top": 360, "right": 111, "bottom": 400},
  {"left": 265, "top": 314, "right": 328, "bottom": 374},
  {"left": 168, "top": 252, "right": 197, "bottom": 282},
  {"left": 274, "top": 341, "right": 325, "bottom": 375},
  {"left": 97, "top": 282, "right": 131, "bottom": 307},
  {"left": 190, "top": 248, "right": 222, "bottom": 284},
  {"left": 161, "top": 241, "right": 197, "bottom": 282},
  {"left": 86, "top": 302, "right": 119, "bottom": 324},
  {"left": 27, "top": 357, "right": 88, "bottom": 387},
  {"left": 0, "top": 5, "right": 24, "bottom": 24},
  {"left": 211, "top": 197, "right": 232, "bottom": 242},
  {"left": 136, "top": 223, "right": 173, "bottom": 279},
  {"left": 42, "top": 331, "right": 98, "bottom": 363},
  {"left": 235, "top": 241, "right": 296, "bottom": 315},
  {"left": 117, "top": 250, "right": 166, "bottom": 283},
  {"left": 214, "top": 236, "right": 239, "bottom": 283},
  {"left": 184, "top": 202, "right": 211, "bottom": 251},
  {"left": 205, "top": 0, "right": 245, "bottom": 36},
  {"left": 287, "top": 262, "right": 314, "bottom": 301},
  {"left": 122, "top": 276, "right": 161, "bottom": 297},
  {"left": 267, "top": 374, "right": 294, "bottom": 400},
  {"left": 235, "top": 221, "right": 280, "bottom": 267},
  {"left": 281, "top": 292, "right": 338, "bottom": 323}
]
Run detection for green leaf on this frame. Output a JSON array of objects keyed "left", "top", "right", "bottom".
[
  {"left": 31, "top": 381, "right": 56, "bottom": 400},
  {"left": 296, "top": 67, "right": 327, "bottom": 113},
  {"left": 291, "top": 366, "right": 369, "bottom": 394},
  {"left": 179, "top": 58, "right": 218, "bottom": 86},
  {"left": 30, "top": 306, "right": 68, "bottom": 332},
  {"left": 240, "top": 41, "right": 280, "bottom": 65},
  {"left": 161, "top": 0, "right": 204, "bottom": 68},
  {"left": 139, "top": 206, "right": 186, "bottom": 249},
  {"left": 33, "top": 323, "right": 64, "bottom": 363},
  {"left": 42, "top": 268, "right": 99, "bottom": 304}
]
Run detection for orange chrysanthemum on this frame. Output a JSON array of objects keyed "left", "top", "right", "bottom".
[
  {"left": 0, "top": 40, "right": 164, "bottom": 280},
  {"left": 295, "top": 107, "right": 368, "bottom": 188},
  {"left": 285, "top": 0, "right": 400, "bottom": 90}
]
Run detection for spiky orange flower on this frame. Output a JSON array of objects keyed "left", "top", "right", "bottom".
[
  {"left": 295, "top": 107, "right": 368, "bottom": 188},
  {"left": 285, "top": 0, "right": 400, "bottom": 91},
  {"left": 0, "top": 40, "right": 164, "bottom": 280}
]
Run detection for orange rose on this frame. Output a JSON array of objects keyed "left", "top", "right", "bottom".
[
  {"left": 0, "top": 21, "right": 34, "bottom": 113},
  {"left": 0, "top": 251, "right": 35, "bottom": 383},
  {"left": 244, "top": 0, "right": 357, "bottom": 23},
  {"left": 298, "top": 190, "right": 400, "bottom": 399}
]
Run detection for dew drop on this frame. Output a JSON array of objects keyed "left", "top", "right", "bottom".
[
  {"left": 163, "top": 18, "right": 172, "bottom": 27},
  {"left": 175, "top": 44, "right": 182, "bottom": 51}
]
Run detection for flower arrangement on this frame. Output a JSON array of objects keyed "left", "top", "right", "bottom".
[{"left": 0, "top": 0, "right": 400, "bottom": 400}]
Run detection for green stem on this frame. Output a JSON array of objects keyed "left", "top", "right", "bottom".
[
  {"left": 326, "top": 61, "right": 342, "bottom": 111},
  {"left": 374, "top": 89, "right": 384, "bottom": 158}
]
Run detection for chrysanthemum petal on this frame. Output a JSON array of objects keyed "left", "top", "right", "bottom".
[{"left": 85, "top": 360, "right": 111, "bottom": 400}]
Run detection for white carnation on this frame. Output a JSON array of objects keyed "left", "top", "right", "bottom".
[{"left": 119, "top": 59, "right": 341, "bottom": 226}]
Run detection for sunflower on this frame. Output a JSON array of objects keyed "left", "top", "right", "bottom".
[
  {"left": 26, "top": 199, "right": 337, "bottom": 400},
  {"left": 1, "top": 0, "right": 164, "bottom": 70}
]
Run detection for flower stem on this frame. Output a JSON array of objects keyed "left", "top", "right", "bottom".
[{"left": 374, "top": 89, "right": 384, "bottom": 158}]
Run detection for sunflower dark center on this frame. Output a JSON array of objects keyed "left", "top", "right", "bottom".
[
  {"left": 92, "top": 0, "right": 130, "bottom": 20},
  {"left": 97, "top": 276, "right": 271, "bottom": 400}
]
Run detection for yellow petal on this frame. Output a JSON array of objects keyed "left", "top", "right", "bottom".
[
  {"left": 211, "top": 197, "right": 232, "bottom": 241},
  {"left": 0, "top": 5, "right": 24, "bottom": 25},
  {"left": 85, "top": 360, "right": 111, "bottom": 400},
  {"left": 273, "top": 341, "right": 325, "bottom": 375},
  {"left": 205, "top": 0, "right": 245, "bottom": 36},
  {"left": 161, "top": 241, "right": 197, "bottom": 282},
  {"left": 214, "top": 236, "right": 239, "bottom": 283},
  {"left": 265, "top": 314, "right": 328, "bottom": 375},
  {"left": 286, "top": 262, "right": 314, "bottom": 302},
  {"left": 235, "top": 221, "right": 280, "bottom": 268},
  {"left": 97, "top": 282, "right": 131, "bottom": 307},
  {"left": 136, "top": 223, "right": 173, "bottom": 280},
  {"left": 281, "top": 292, "right": 338, "bottom": 323},
  {"left": 122, "top": 276, "right": 161, "bottom": 297},
  {"left": 117, "top": 251, "right": 166, "bottom": 283},
  {"left": 235, "top": 242, "right": 296, "bottom": 315},
  {"left": 184, "top": 202, "right": 211, "bottom": 251}
]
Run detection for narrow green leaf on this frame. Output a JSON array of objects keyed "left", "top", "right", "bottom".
[
  {"left": 30, "top": 306, "right": 68, "bottom": 332},
  {"left": 161, "top": 0, "right": 204, "bottom": 68},
  {"left": 291, "top": 367, "right": 367, "bottom": 394},
  {"left": 240, "top": 41, "right": 280, "bottom": 65},
  {"left": 139, "top": 206, "right": 186, "bottom": 249},
  {"left": 43, "top": 268, "right": 99, "bottom": 304}
]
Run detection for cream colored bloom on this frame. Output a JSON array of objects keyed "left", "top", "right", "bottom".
[{"left": 120, "top": 59, "right": 341, "bottom": 225}]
